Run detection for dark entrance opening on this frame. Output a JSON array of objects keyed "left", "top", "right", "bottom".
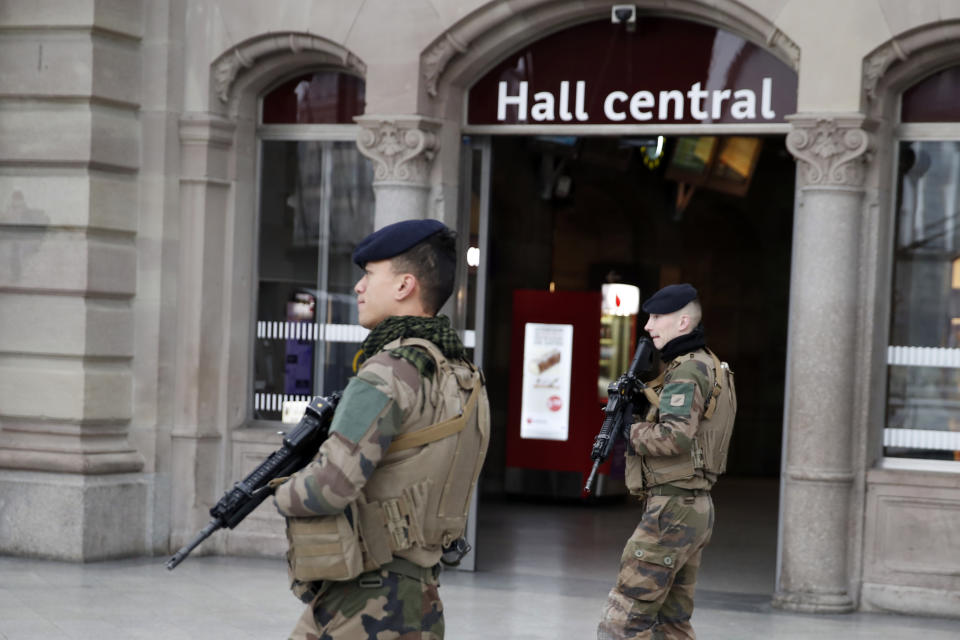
[{"left": 478, "top": 135, "right": 795, "bottom": 494}]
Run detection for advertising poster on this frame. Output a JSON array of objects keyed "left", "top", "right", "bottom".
[{"left": 520, "top": 322, "right": 574, "bottom": 440}]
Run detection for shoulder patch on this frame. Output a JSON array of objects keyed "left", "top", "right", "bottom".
[
  {"left": 659, "top": 381, "right": 694, "bottom": 417},
  {"left": 329, "top": 377, "right": 390, "bottom": 444}
]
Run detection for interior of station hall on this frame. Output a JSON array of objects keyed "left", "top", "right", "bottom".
[{"left": 470, "top": 133, "right": 794, "bottom": 491}]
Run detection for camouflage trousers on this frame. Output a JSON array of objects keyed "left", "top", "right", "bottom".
[
  {"left": 598, "top": 493, "right": 714, "bottom": 640},
  {"left": 289, "top": 568, "right": 444, "bottom": 640}
]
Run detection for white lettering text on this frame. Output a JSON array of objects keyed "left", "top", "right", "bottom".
[
  {"left": 495, "top": 79, "right": 780, "bottom": 123},
  {"left": 559, "top": 81, "right": 573, "bottom": 121},
  {"left": 687, "top": 83, "right": 709, "bottom": 119},
  {"left": 711, "top": 89, "right": 732, "bottom": 120},
  {"left": 498, "top": 81, "right": 527, "bottom": 121},
  {"left": 659, "top": 90, "right": 684, "bottom": 120},
  {"left": 574, "top": 81, "right": 589, "bottom": 121},
  {"left": 730, "top": 89, "right": 756, "bottom": 119},
  {"left": 629, "top": 91, "right": 655, "bottom": 120},
  {"left": 761, "top": 77, "right": 775, "bottom": 119},
  {"left": 604, "top": 91, "right": 628, "bottom": 121},
  {"left": 531, "top": 91, "right": 555, "bottom": 121}
]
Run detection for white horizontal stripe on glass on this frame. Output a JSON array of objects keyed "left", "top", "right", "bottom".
[
  {"left": 254, "top": 323, "right": 477, "bottom": 347},
  {"left": 255, "top": 393, "right": 312, "bottom": 413},
  {"left": 884, "top": 428, "right": 960, "bottom": 451},
  {"left": 887, "top": 345, "right": 960, "bottom": 369},
  {"left": 256, "top": 322, "right": 369, "bottom": 343}
]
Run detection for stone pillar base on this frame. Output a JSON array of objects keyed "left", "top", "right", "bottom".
[
  {"left": 772, "top": 590, "right": 855, "bottom": 614},
  {"left": 0, "top": 470, "right": 153, "bottom": 561}
]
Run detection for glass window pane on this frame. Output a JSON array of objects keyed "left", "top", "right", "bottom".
[
  {"left": 253, "top": 140, "right": 374, "bottom": 420},
  {"left": 886, "top": 140, "right": 960, "bottom": 462},
  {"left": 261, "top": 71, "right": 365, "bottom": 124}
]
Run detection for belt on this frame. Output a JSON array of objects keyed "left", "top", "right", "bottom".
[
  {"left": 306, "top": 557, "right": 442, "bottom": 599},
  {"left": 357, "top": 557, "right": 441, "bottom": 588},
  {"left": 647, "top": 485, "right": 710, "bottom": 497},
  {"left": 382, "top": 557, "right": 441, "bottom": 582}
]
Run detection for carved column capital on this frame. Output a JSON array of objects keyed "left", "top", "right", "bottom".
[
  {"left": 355, "top": 116, "right": 442, "bottom": 185},
  {"left": 786, "top": 115, "right": 876, "bottom": 188}
]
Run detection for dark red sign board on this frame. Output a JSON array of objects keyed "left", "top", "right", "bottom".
[
  {"left": 506, "top": 290, "right": 606, "bottom": 482},
  {"left": 468, "top": 18, "right": 797, "bottom": 126},
  {"left": 901, "top": 65, "right": 960, "bottom": 123}
]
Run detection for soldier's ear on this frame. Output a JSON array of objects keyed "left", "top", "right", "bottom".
[{"left": 395, "top": 273, "right": 418, "bottom": 302}]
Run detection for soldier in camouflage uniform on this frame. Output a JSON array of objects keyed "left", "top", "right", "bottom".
[
  {"left": 274, "top": 219, "right": 490, "bottom": 640},
  {"left": 599, "top": 284, "right": 736, "bottom": 640}
]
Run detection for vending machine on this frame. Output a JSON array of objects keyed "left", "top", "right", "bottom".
[{"left": 505, "top": 285, "right": 641, "bottom": 498}]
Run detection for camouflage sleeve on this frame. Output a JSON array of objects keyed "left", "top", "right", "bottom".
[
  {"left": 630, "top": 357, "right": 712, "bottom": 457},
  {"left": 273, "top": 353, "right": 422, "bottom": 517}
]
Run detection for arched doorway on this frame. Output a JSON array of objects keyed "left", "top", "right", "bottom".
[{"left": 442, "top": 13, "right": 798, "bottom": 610}]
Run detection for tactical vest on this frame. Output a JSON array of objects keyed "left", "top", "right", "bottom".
[
  {"left": 625, "top": 348, "right": 736, "bottom": 492},
  {"left": 286, "top": 337, "right": 490, "bottom": 586}
]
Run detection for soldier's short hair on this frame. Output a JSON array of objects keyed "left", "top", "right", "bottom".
[
  {"left": 682, "top": 299, "right": 703, "bottom": 328},
  {"left": 391, "top": 228, "right": 457, "bottom": 315}
]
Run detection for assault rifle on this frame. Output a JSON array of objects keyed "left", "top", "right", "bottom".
[
  {"left": 165, "top": 392, "right": 340, "bottom": 570},
  {"left": 584, "top": 337, "right": 655, "bottom": 495}
]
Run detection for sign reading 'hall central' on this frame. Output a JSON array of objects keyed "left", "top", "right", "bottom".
[{"left": 467, "top": 18, "right": 797, "bottom": 126}]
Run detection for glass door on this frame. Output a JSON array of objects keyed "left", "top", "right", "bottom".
[{"left": 457, "top": 135, "right": 491, "bottom": 571}]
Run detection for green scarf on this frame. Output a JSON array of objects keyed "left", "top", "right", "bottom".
[{"left": 359, "top": 315, "right": 468, "bottom": 377}]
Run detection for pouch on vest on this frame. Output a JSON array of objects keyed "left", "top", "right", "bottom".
[
  {"left": 285, "top": 501, "right": 363, "bottom": 583},
  {"left": 357, "top": 480, "right": 430, "bottom": 571}
]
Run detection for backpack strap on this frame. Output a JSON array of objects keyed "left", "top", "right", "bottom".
[
  {"left": 386, "top": 383, "right": 480, "bottom": 453},
  {"left": 381, "top": 336, "right": 481, "bottom": 454},
  {"left": 702, "top": 348, "right": 724, "bottom": 419}
]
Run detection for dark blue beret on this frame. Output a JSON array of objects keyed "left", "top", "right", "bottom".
[
  {"left": 352, "top": 219, "right": 447, "bottom": 267},
  {"left": 642, "top": 283, "right": 698, "bottom": 314}
]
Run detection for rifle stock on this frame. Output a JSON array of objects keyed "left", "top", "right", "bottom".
[
  {"left": 165, "top": 392, "right": 340, "bottom": 570},
  {"left": 584, "top": 337, "right": 654, "bottom": 495}
]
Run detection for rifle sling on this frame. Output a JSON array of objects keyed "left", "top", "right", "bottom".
[{"left": 642, "top": 370, "right": 666, "bottom": 408}]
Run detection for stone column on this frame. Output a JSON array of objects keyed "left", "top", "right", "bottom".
[
  {"left": 168, "top": 113, "right": 237, "bottom": 550},
  {"left": 0, "top": 0, "right": 149, "bottom": 560},
  {"left": 355, "top": 116, "right": 442, "bottom": 228},
  {"left": 774, "top": 114, "right": 874, "bottom": 612}
]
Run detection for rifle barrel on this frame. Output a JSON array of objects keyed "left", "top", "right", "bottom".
[
  {"left": 583, "top": 460, "right": 601, "bottom": 495},
  {"left": 165, "top": 520, "right": 220, "bottom": 571}
]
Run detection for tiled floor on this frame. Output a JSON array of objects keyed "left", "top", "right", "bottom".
[{"left": 1, "top": 478, "right": 957, "bottom": 639}]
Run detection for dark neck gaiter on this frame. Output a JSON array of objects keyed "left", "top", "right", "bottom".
[{"left": 660, "top": 325, "right": 706, "bottom": 362}]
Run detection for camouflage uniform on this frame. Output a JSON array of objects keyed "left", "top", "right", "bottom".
[
  {"left": 599, "top": 349, "right": 717, "bottom": 640},
  {"left": 275, "top": 315, "right": 478, "bottom": 640},
  {"left": 287, "top": 569, "right": 443, "bottom": 640}
]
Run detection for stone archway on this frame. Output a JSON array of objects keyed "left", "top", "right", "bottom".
[
  {"left": 419, "top": 0, "right": 799, "bottom": 121},
  {"left": 169, "top": 33, "right": 367, "bottom": 552}
]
